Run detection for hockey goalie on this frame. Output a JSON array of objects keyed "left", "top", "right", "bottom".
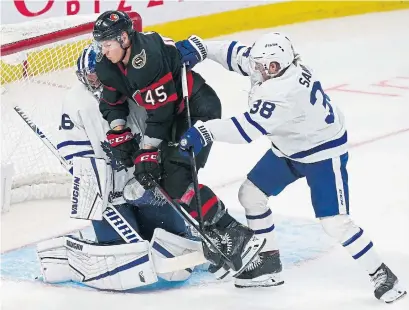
[{"left": 36, "top": 44, "right": 207, "bottom": 291}]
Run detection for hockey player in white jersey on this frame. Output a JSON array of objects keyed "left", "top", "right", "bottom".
[
  {"left": 176, "top": 33, "right": 406, "bottom": 303},
  {"left": 36, "top": 44, "right": 208, "bottom": 291}
]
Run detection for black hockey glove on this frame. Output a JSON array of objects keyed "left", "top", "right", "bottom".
[
  {"left": 133, "top": 148, "right": 162, "bottom": 190},
  {"left": 106, "top": 127, "right": 140, "bottom": 167}
]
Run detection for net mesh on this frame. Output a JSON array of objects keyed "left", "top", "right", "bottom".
[{"left": 1, "top": 13, "right": 141, "bottom": 204}]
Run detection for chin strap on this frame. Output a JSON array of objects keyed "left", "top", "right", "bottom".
[
  {"left": 119, "top": 48, "right": 127, "bottom": 63},
  {"left": 118, "top": 35, "right": 131, "bottom": 63}
]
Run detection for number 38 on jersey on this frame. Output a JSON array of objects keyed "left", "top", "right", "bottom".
[{"left": 250, "top": 100, "right": 276, "bottom": 119}]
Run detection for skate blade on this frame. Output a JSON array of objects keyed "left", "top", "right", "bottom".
[
  {"left": 235, "top": 273, "right": 284, "bottom": 288},
  {"left": 212, "top": 265, "right": 232, "bottom": 280},
  {"left": 232, "top": 237, "right": 266, "bottom": 278},
  {"left": 382, "top": 284, "right": 407, "bottom": 304}
]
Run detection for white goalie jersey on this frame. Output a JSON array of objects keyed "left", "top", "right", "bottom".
[
  {"left": 57, "top": 83, "right": 147, "bottom": 205},
  {"left": 204, "top": 41, "right": 348, "bottom": 163},
  {"left": 39, "top": 83, "right": 207, "bottom": 292}
]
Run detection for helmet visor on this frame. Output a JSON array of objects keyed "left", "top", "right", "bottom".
[
  {"left": 94, "top": 38, "right": 121, "bottom": 54},
  {"left": 249, "top": 56, "right": 272, "bottom": 81}
]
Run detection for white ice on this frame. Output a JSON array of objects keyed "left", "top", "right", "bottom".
[{"left": 2, "top": 10, "right": 409, "bottom": 310}]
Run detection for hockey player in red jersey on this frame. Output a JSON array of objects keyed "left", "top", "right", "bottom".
[{"left": 92, "top": 10, "right": 265, "bottom": 276}]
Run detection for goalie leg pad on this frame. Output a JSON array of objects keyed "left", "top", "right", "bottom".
[
  {"left": 37, "top": 237, "right": 71, "bottom": 283},
  {"left": 37, "top": 236, "right": 157, "bottom": 290},
  {"left": 150, "top": 228, "right": 207, "bottom": 281},
  {"left": 71, "top": 157, "right": 113, "bottom": 220}
]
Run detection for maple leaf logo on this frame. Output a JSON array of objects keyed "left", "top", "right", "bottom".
[{"left": 100, "top": 141, "right": 127, "bottom": 172}]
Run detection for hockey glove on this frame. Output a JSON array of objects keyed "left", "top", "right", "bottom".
[
  {"left": 179, "top": 121, "right": 214, "bottom": 157},
  {"left": 176, "top": 35, "right": 207, "bottom": 70},
  {"left": 133, "top": 148, "right": 162, "bottom": 190},
  {"left": 106, "top": 127, "right": 140, "bottom": 167}
]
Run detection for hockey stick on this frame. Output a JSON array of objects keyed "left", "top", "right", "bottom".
[
  {"left": 152, "top": 180, "right": 233, "bottom": 265},
  {"left": 181, "top": 64, "right": 205, "bottom": 231},
  {"left": 179, "top": 65, "right": 234, "bottom": 266},
  {"left": 13, "top": 106, "right": 143, "bottom": 244},
  {"left": 14, "top": 106, "right": 73, "bottom": 172}
]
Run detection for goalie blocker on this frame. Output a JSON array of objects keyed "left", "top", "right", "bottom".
[{"left": 70, "top": 157, "right": 111, "bottom": 221}]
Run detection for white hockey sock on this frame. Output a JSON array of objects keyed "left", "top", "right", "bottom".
[
  {"left": 246, "top": 208, "right": 278, "bottom": 252},
  {"left": 341, "top": 227, "right": 382, "bottom": 275},
  {"left": 321, "top": 215, "right": 382, "bottom": 275},
  {"left": 239, "top": 179, "right": 278, "bottom": 252}
]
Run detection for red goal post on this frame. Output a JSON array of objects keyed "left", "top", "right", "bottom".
[{"left": 0, "top": 12, "right": 142, "bottom": 209}]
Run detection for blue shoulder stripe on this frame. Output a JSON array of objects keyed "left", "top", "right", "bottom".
[{"left": 227, "top": 41, "right": 237, "bottom": 71}]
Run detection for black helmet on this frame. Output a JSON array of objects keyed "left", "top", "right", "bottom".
[{"left": 93, "top": 10, "right": 133, "bottom": 42}]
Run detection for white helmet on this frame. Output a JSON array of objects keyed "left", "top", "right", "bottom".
[{"left": 249, "top": 32, "right": 295, "bottom": 80}]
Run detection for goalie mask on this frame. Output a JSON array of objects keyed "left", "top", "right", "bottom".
[
  {"left": 249, "top": 32, "right": 296, "bottom": 81},
  {"left": 76, "top": 44, "right": 102, "bottom": 98}
]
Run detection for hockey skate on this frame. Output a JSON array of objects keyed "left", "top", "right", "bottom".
[
  {"left": 235, "top": 250, "right": 284, "bottom": 288},
  {"left": 204, "top": 218, "right": 266, "bottom": 277},
  {"left": 371, "top": 263, "right": 407, "bottom": 303}
]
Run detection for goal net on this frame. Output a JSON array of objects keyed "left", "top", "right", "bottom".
[{"left": 1, "top": 12, "right": 142, "bottom": 206}]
